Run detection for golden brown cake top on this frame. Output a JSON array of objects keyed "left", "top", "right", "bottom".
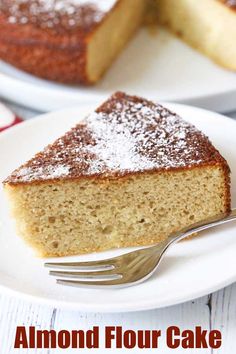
[
  {"left": 4, "top": 92, "right": 228, "bottom": 185},
  {"left": 220, "top": 0, "right": 236, "bottom": 10},
  {"left": 0, "top": 0, "right": 118, "bottom": 33}
]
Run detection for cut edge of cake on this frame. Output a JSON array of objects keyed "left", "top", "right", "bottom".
[{"left": 155, "top": 0, "right": 236, "bottom": 71}]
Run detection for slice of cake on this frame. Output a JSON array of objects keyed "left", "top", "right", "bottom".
[
  {"left": 155, "top": 0, "right": 236, "bottom": 70},
  {"left": 3, "top": 92, "right": 230, "bottom": 257},
  {"left": 0, "top": 0, "right": 146, "bottom": 84}
]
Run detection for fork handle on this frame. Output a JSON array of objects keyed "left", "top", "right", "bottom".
[{"left": 152, "top": 208, "right": 236, "bottom": 253}]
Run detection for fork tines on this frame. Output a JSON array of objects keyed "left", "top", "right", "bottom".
[{"left": 45, "top": 260, "right": 123, "bottom": 288}]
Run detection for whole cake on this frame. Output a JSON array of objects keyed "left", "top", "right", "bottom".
[
  {"left": 3, "top": 92, "right": 231, "bottom": 257},
  {"left": 0, "top": 0, "right": 146, "bottom": 84},
  {"left": 0, "top": 0, "right": 235, "bottom": 84}
]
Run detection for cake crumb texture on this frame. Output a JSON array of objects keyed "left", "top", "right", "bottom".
[{"left": 5, "top": 167, "right": 230, "bottom": 257}]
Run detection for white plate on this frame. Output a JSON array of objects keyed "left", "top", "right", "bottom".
[
  {"left": 0, "top": 103, "right": 236, "bottom": 313},
  {"left": 0, "top": 28, "right": 236, "bottom": 113}
]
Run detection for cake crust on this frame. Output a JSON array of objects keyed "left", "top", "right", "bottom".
[
  {"left": 221, "top": 0, "right": 236, "bottom": 11},
  {"left": 0, "top": 0, "right": 118, "bottom": 33}
]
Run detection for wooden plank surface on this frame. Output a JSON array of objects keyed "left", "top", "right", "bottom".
[{"left": 0, "top": 283, "right": 236, "bottom": 353}]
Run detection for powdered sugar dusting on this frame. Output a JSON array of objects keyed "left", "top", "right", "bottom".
[
  {"left": 13, "top": 165, "right": 70, "bottom": 182},
  {"left": 81, "top": 100, "right": 204, "bottom": 175},
  {"left": 5, "top": 92, "right": 221, "bottom": 185},
  {"left": 84, "top": 111, "right": 156, "bottom": 173},
  {"left": 1, "top": 0, "right": 117, "bottom": 31}
]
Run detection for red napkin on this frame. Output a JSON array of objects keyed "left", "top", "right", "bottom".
[{"left": 0, "top": 102, "right": 23, "bottom": 132}]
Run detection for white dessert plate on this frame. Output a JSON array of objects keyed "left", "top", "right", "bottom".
[
  {"left": 0, "top": 28, "right": 236, "bottom": 113},
  {"left": 0, "top": 103, "right": 236, "bottom": 312}
]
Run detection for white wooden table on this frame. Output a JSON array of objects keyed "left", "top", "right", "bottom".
[{"left": 0, "top": 100, "right": 235, "bottom": 353}]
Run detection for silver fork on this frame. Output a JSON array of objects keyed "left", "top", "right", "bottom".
[{"left": 45, "top": 209, "right": 236, "bottom": 288}]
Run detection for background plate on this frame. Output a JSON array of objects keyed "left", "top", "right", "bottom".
[
  {"left": 0, "top": 28, "right": 236, "bottom": 112},
  {"left": 0, "top": 103, "right": 236, "bottom": 312}
]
